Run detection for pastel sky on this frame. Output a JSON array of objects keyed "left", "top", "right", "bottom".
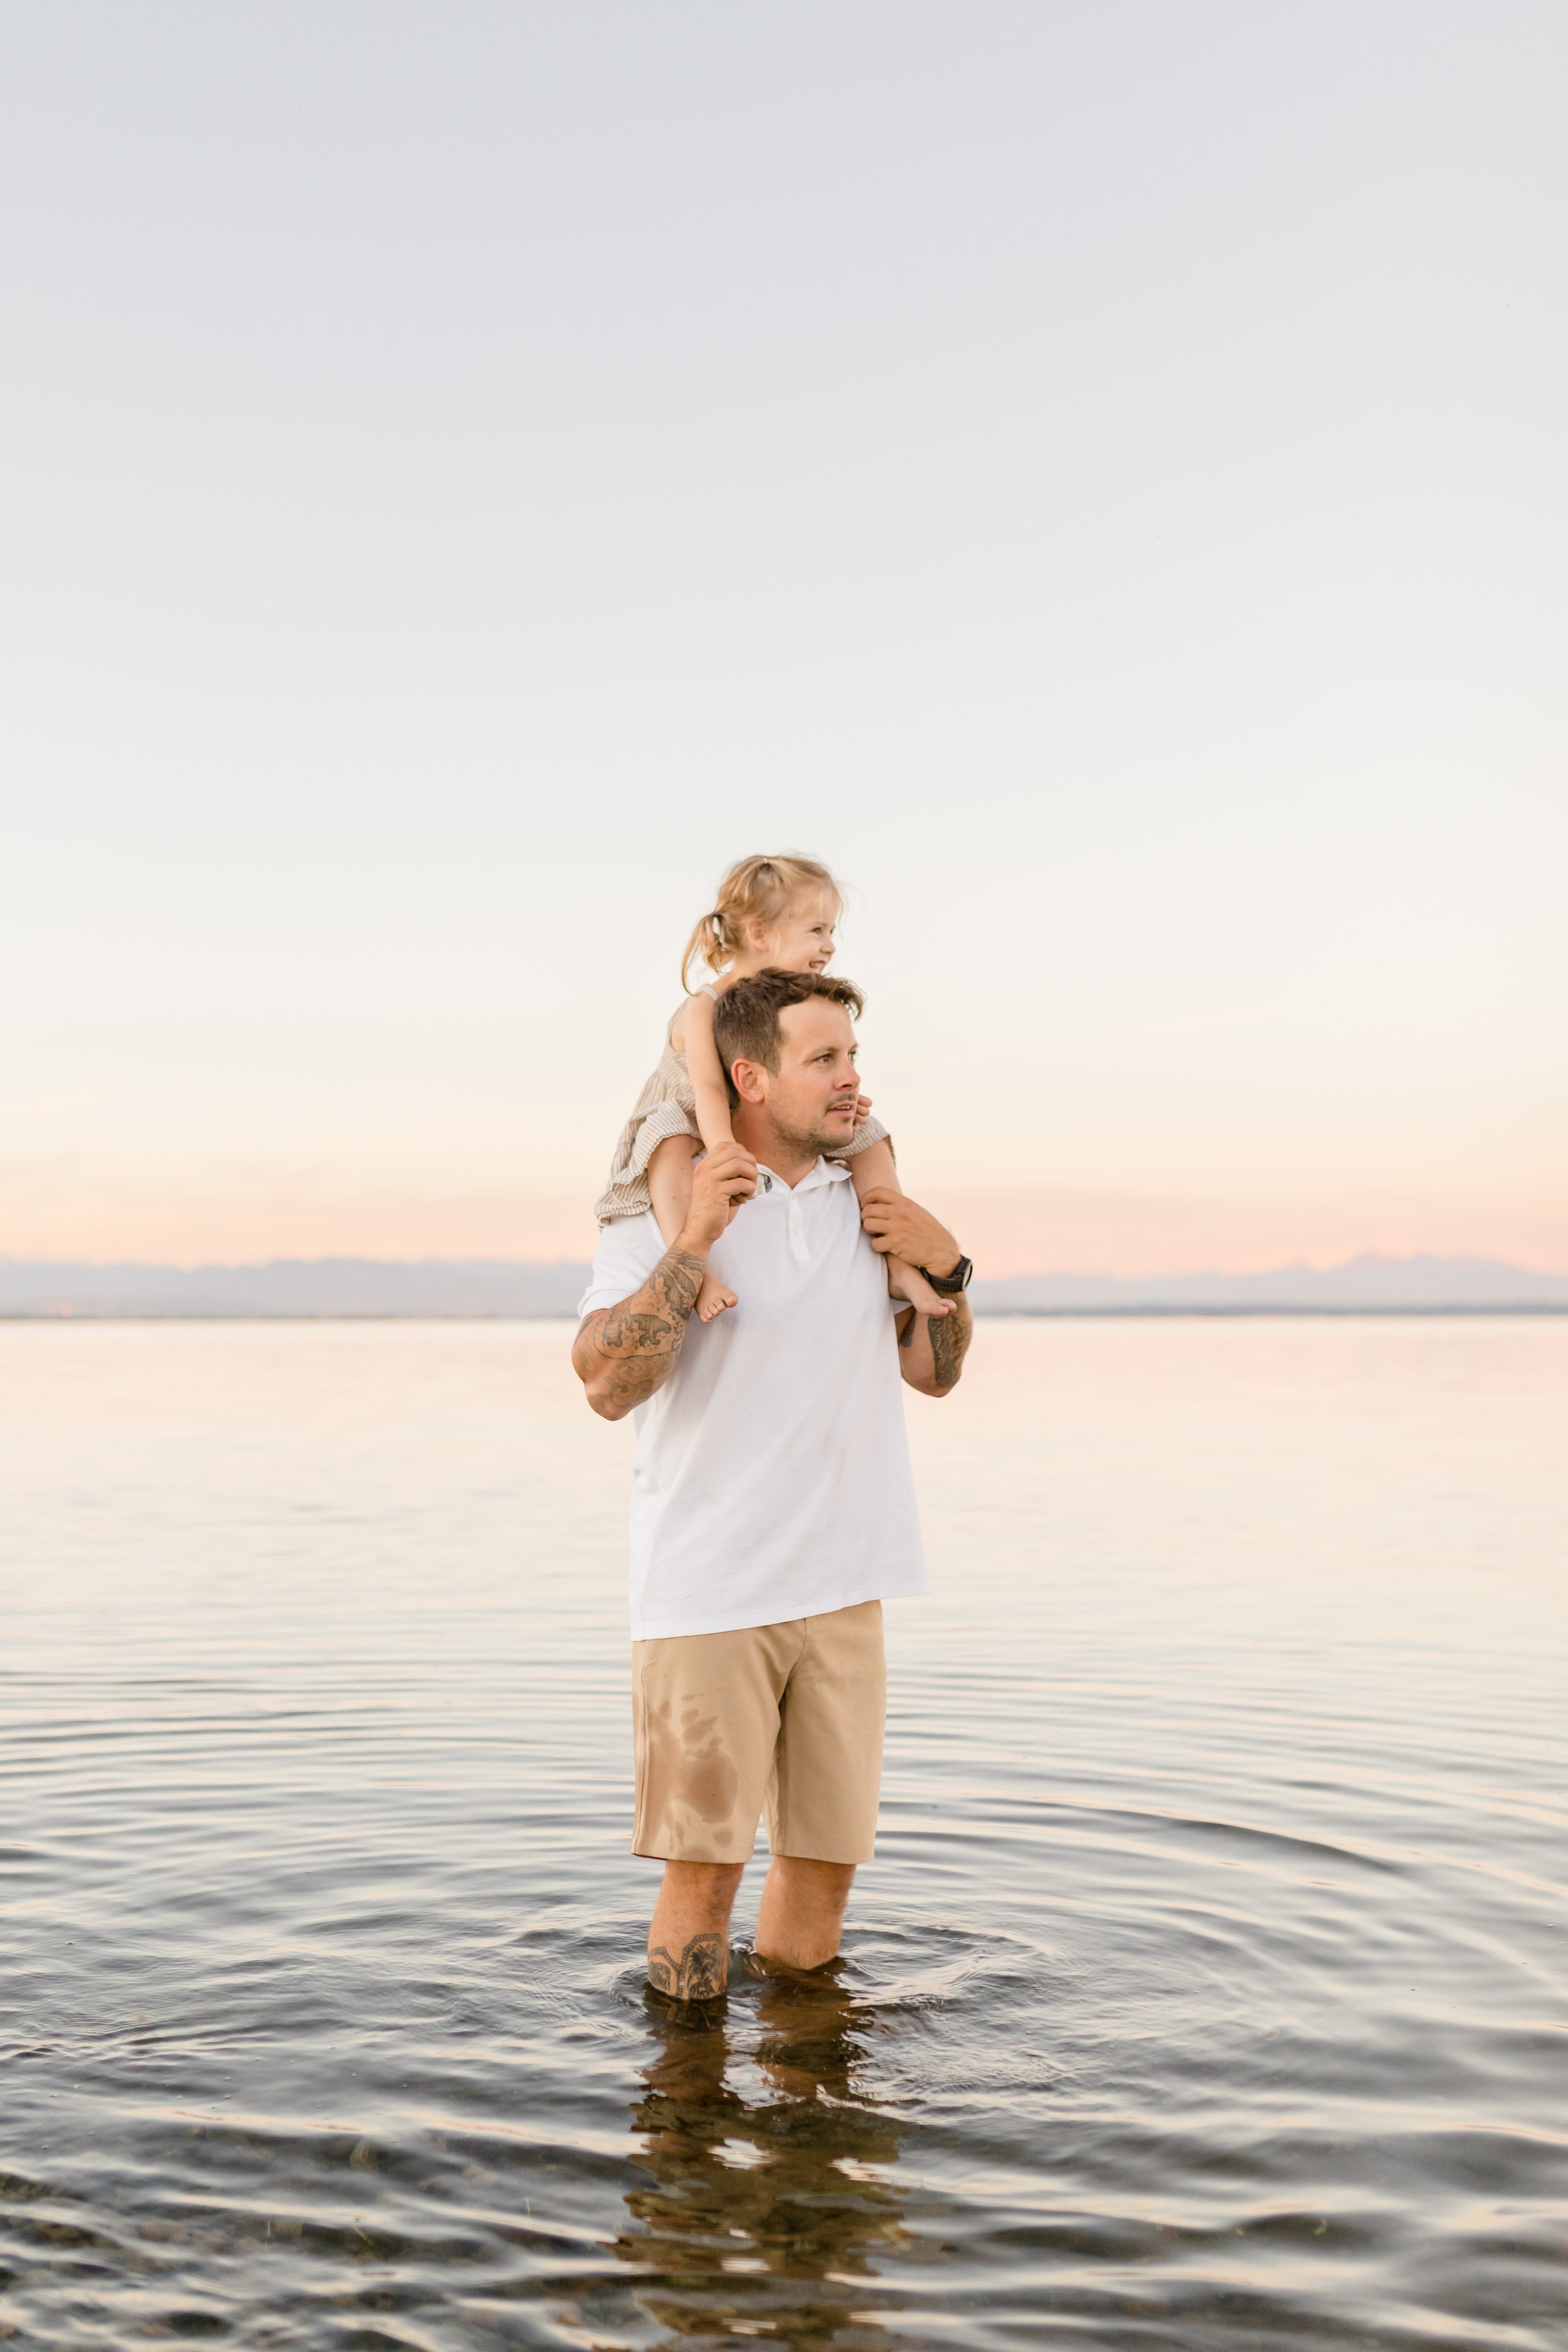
[{"left": 4, "top": 2, "right": 1565, "bottom": 1277}]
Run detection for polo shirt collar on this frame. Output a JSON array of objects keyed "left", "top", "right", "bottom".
[{"left": 755, "top": 1156, "right": 851, "bottom": 1195}]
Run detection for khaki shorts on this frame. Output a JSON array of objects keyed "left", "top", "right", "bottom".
[{"left": 632, "top": 1599, "right": 886, "bottom": 1865}]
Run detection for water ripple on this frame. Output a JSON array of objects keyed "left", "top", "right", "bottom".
[{"left": 2, "top": 1319, "right": 1565, "bottom": 2348}]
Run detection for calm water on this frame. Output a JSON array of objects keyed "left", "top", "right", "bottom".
[{"left": 3, "top": 1318, "right": 1565, "bottom": 2350}]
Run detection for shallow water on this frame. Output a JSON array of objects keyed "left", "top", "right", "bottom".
[{"left": 2, "top": 1316, "right": 1565, "bottom": 2349}]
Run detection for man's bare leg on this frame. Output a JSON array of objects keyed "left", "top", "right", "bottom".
[
  {"left": 754, "top": 1858, "right": 857, "bottom": 1972},
  {"left": 647, "top": 1861, "right": 744, "bottom": 1998}
]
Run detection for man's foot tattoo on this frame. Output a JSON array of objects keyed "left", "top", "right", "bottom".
[{"left": 647, "top": 1931, "right": 726, "bottom": 2001}]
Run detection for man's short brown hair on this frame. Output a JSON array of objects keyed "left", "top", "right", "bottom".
[{"left": 713, "top": 969, "right": 864, "bottom": 1104}]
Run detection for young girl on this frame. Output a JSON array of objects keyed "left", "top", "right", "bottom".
[{"left": 595, "top": 852, "right": 950, "bottom": 1324}]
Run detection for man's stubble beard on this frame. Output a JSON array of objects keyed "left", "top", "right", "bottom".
[{"left": 766, "top": 1091, "right": 858, "bottom": 1160}]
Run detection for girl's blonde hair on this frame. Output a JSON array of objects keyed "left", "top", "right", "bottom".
[{"left": 681, "top": 853, "right": 842, "bottom": 990}]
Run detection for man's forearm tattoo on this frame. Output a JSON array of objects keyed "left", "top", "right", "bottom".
[
  {"left": 893, "top": 1308, "right": 968, "bottom": 1374},
  {"left": 900, "top": 1304, "right": 972, "bottom": 1387},
  {"left": 597, "top": 1248, "right": 704, "bottom": 1353},
  {"left": 929, "top": 1306, "right": 972, "bottom": 1391},
  {"left": 590, "top": 1247, "right": 705, "bottom": 1407},
  {"left": 647, "top": 1930, "right": 727, "bottom": 2001}
]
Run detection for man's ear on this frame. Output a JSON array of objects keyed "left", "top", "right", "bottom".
[{"left": 731, "top": 1056, "right": 768, "bottom": 1106}]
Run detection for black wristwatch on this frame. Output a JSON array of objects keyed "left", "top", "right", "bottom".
[{"left": 923, "top": 1254, "right": 972, "bottom": 1295}]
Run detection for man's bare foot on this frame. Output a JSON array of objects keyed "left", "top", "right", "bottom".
[
  {"left": 696, "top": 1270, "right": 737, "bottom": 1323},
  {"left": 885, "top": 1254, "right": 953, "bottom": 1316}
]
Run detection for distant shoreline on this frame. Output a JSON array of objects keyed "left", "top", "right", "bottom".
[
  {"left": 4, "top": 1253, "right": 1566, "bottom": 1320},
  {"left": 4, "top": 1305, "right": 1566, "bottom": 1323}
]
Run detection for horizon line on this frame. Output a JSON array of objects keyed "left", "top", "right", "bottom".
[
  {"left": 4, "top": 1305, "right": 1567, "bottom": 1325},
  {"left": 3, "top": 1248, "right": 1568, "bottom": 1283}
]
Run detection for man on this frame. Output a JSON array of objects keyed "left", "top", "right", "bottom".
[{"left": 572, "top": 968, "right": 973, "bottom": 1999}]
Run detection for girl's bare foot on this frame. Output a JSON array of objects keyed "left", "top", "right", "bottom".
[
  {"left": 885, "top": 1254, "right": 953, "bottom": 1316},
  {"left": 696, "top": 1270, "right": 738, "bottom": 1323}
]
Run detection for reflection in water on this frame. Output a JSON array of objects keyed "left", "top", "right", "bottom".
[{"left": 617, "top": 1956, "right": 913, "bottom": 2345}]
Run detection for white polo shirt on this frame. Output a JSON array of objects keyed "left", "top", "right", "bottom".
[{"left": 578, "top": 1157, "right": 928, "bottom": 1640}]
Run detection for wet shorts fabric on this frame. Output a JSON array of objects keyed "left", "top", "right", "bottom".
[{"left": 631, "top": 1599, "right": 886, "bottom": 1865}]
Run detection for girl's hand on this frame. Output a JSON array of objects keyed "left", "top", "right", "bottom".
[
  {"left": 853, "top": 1092, "right": 873, "bottom": 1129},
  {"left": 858, "top": 1186, "right": 962, "bottom": 1278}
]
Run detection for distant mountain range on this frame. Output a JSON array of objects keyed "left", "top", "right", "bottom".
[
  {"left": 1, "top": 1253, "right": 1565, "bottom": 1318},
  {"left": 0, "top": 1258, "right": 589, "bottom": 1318},
  {"left": 973, "top": 1254, "right": 1568, "bottom": 1312}
]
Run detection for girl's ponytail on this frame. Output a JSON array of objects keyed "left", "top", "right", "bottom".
[{"left": 680, "top": 909, "right": 729, "bottom": 992}]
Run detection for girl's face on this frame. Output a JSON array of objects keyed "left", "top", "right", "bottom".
[{"left": 751, "top": 897, "right": 839, "bottom": 974}]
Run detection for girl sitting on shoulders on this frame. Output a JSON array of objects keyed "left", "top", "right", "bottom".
[{"left": 595, "top": 851, "right": 950, "bottom": 1326}]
